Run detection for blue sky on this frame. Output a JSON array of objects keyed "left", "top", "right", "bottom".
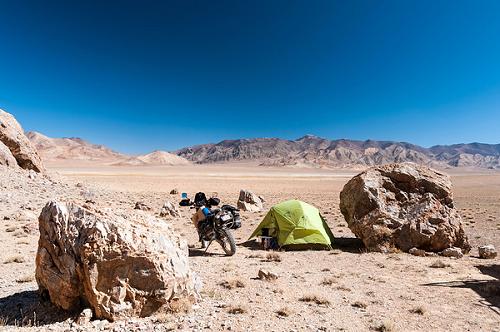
[{"left": 0, "top": 0, "right": 499, "bottom": 154}]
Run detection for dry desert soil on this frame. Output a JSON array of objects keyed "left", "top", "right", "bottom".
[{"left": 0, "top": 163, "right": 499, "bottom": 331}]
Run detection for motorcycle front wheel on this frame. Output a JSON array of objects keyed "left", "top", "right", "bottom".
[{"left": 216, "top": 228, "right": 236, "bottom": 256}]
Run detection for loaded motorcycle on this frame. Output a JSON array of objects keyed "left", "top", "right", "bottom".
[{"left": 192, "top": 193, "right": 241, "bottom": 256}]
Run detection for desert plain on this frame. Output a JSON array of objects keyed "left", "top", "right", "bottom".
[{"left": 0, "top": 162, "right": 499, "bottom": 331}]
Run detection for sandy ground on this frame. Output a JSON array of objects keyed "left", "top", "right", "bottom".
[{"left": 0, "top": 164, "right": 499, "bottom": 331}]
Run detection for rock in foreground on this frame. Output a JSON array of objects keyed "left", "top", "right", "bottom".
[
  {"left": 36, "top": 201, "right": 198, "bottom": 321},
  {"left": 340, "top": 163, "right": 470, "bottom": 253}
]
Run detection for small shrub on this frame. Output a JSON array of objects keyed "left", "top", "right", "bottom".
[
  {"left": 219, "top": 278, "right": 246, "bottom": 290},
  {"left": 372, "top": 320, "right": 395, "bottom": 332},
  {"left": 430, "top": 260, "right": 450, "bottom": 268},
  {"left": 299, "top": 294, "right": 330, "bottom": 306},
  {"left": 276, "top": 307, "right": 292, "bottom": 317},
  {"left": 265, "top": 252, "right": 282, "bottom": 262},
  {"left": 16, "top": 274, "right": 34, "bottom": 283},
  {"left": 321, "top": 277, "right": 338, "bottom": 286},
  {"left": 5, "top": 226, "right": 16, "bottom": 232},
  {"left": 3, "top": 255, "right": 25, "bottom": 264},
  {"left": 352, "top": 301, "right": 368, "bottom": 309},
  {"left": 246, "top": 253, "right": 264, "bottom": 259},
  {"left": 227, "top": 305, "right": 247, "bottom": 314},
  {"left": 409, "top": 306, "right": 426, "bottom": 315}
]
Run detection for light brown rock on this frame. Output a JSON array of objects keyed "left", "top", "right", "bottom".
[
  {"left": 237, "top": 189, "right": 263, "bottom": 212},
  {"left": 340, "top": 162, "right": 470, "bottom": 253},
  {"left": 36, "top": 201, "right": 198, "bottom": 321},
  {"left": 0, "top": 109, "right": 45, "bottom": 172},
  {"left": 160, "top": 201, "right": 180, "bottom": 218},
  {"left": 134, "top": 201, "right": 151, "bottom": 211},
  {"left": 409, "top": 247, "right": 426, "bottom": 257},
  {"left": 478, "top": 245, "right": 497, "bottom": 259},
  {"left": 441, "top": 247, "right": 464, "bottom": 258},
  {"left": 257, "top": 268, "right": 278, "bottom": 281}
]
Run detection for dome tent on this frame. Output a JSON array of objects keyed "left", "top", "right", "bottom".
[{"left": 249, "top": 200, "right": 334, "bottom": 248}]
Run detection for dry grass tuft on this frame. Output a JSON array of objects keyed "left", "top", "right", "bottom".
[
  {"left": 5, "top": 226, "right": 17, "bottom": 232},
  {"left": 409, "top": 305, "right": 426, "bottom": 315},
  {"left": 373, "top": 320, "right": 396, "bottom": 332},
  {"left": 265, "top": 252, "right": 282, "bottom": 262},
  {"left": 321, "top": 277, "right": 338, "bottom": 286},
  {"left": 246, "top": 253, "right": 264, "bottom": 259},
  {"left": 430, "top": 260, "right": 450, "bottom": 268},
  {"left": 219, "top": 278, "right": 246, "bottom": 290},
  {"left": 276, "top": 307, "right": 292, "bottom": 317},
  {"left": 201, "top": 288, "right": 223, "bottom": 300},
  {"left": 352, "top": 301, "right": 368, "bottom": 309},
  {"left": 336, "top": 285, "right": 352, "bottom": 292},
  {"left": 16, "top": 274, "right": 35, "bottom": 283},
  {"left": 299, "top": 294, "right": 331, "bottom": 306},
  {"left": 3, "top": 255, "right": 25, "bottom": 264},
  {"left": 227, "top": 305, "right": 247, "bottom": 314}
]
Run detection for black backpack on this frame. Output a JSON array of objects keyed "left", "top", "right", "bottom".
[{"left": 194, "top": 192, "right": 208, "bottom": 206}]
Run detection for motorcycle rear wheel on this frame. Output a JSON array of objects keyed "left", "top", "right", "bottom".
[{"left": 216, "top": 228, "right": 236, "bottom": 256}]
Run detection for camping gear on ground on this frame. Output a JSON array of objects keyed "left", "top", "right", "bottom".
[
  {"left": 194, "top": 192, "right": 208, "bottom": 207},
  {"left": 249, "top": 199, "right": 334, "bottom": 249},
  {"left": 179, "top": 193, "right": 192, "bottom": 206},
  {"left": 196, "top": 206, "right": 237, "bottom": 256},
  {"left": 208, "top": 197, "right": 221, "bottom": 207},
  {"left": 259, "top": 236, "right": 278, "bottom": 250}
]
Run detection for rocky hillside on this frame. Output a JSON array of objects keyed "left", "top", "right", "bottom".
[
  {"left": 177, "top": 135, "right": 500, "bottom": 169},
  {"left": 27, "top": 131, "right": 127, "bottom": 163},
  {"left": 27, "top": 132, "right": 190, "bottom": 166}
]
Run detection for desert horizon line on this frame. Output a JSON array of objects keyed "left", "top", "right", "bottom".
[{"left": 26, "top": 129, "right": 500, "bottom": 156}]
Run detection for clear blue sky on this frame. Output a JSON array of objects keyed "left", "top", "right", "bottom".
[{"left": 1, "top": 0, "right": 499, "bottom": 153}]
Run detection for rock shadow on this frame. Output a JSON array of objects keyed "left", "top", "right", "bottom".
[
  {"left": 0, "top": 290, "right": 75, "bottom": 326},
  {"left": 331, "top": 236, "right": 365, "bottom": 253},
  {"left": 423, "top": 264, "right": 500, "bottom": 316}
]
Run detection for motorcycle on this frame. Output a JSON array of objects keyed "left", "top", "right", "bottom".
[{"left": 197, "top": 204, "right": 240, "bottom": 256}]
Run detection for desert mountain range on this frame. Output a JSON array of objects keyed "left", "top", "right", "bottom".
[
  {"left": 176, "top": 135, "right": 500, "bottom": 169},
  {"left": 27, "top": 131, "right": 189, "bottom": 166},
  {"left": 27, "top": 131, "right": 500, "bottom": 169}
]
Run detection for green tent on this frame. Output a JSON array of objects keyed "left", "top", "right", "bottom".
[{"left": 249, "top": 200, "right": 334, "bottom": 248}]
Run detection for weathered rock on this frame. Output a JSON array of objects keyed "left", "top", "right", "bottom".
[
  {"left": 0, "top": 109, "right": 45, "bottom": 172},
  {"left": 340, "top": 163, "right": 470, "bottom": 253},
  {"left": 76, "top": 308, "right": 93, "bottom": 325},
  {"left": 160, "top": 201, "right": 180, "bottom": 218},
  {"left": 0, "top": 141, "right": 17, "bottom": 167},
  {"left": 134, "top": 201, "right": 151, "bottom": 211},
  {"left": 237, "top": 189, "right": 264, "bottom": 212},
  {"left": 170, "top": 189, "right": 179, "bottom": 195},
  {"left": 409, "top": 247, "right": 426, "bottom": 257},
  {"left": 478, "top": 245, "right": 497, "bottom": 259},
  {"left": 36, "top": 201, "right": 198, "bottom": 321},
  {"left": 441, "top": 247, "right": 464, "bottom": 258},
  {"left": 257, "top": 268, "right": 278, "bottom": 281}
]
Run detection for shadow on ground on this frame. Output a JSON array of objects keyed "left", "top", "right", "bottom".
[
  {"left": 0, "top": 290, "right": 75, "bottom": 326},
  {"left": 189, "top": 247, "right": 227, "bottom": 257},
  {"left": 423, "top": 264, "right": 500, "bottom": 316},
  {"left": 240, "top": 236, "right": 365, "bottom": 253}
]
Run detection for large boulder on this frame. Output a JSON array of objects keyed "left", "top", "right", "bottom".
[
  {"left": 237, "top": 189, "right": 264, "bottom": 212},
  {"left": 340, "top": 163, "right": 470, "bottom": 253},
  {"left": 0, "top": 109, "right": 45, "bottom": 172},
  {"left": 36, "top": 201, "right": 198, "bottom": 321}
]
